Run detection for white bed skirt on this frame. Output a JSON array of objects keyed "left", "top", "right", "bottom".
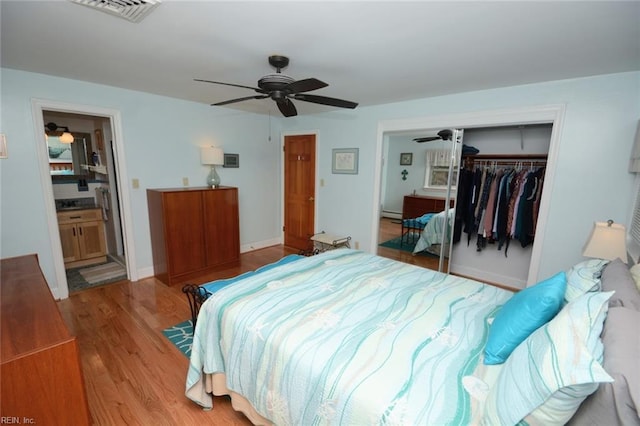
[{"left": 196, "top": 373, "right": 273, "bottom": 425}]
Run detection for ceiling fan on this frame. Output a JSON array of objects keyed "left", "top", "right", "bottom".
[
  {"left": 195, "top": 55, "right": 358, "bottom": 117},
  {"left": 413, "top": 129, "right": 453, "bottom": 143}
]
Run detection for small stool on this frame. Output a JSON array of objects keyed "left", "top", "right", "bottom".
[{"left": 310, "top": 231, "right": 351, "bottom": 253}]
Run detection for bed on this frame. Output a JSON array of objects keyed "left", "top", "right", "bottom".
[
  {"left": 412, "top": 208, "right": 455, "bottom": 257},
  {"left": 185, "top": 249, "right": 639, "bottom": 425}
]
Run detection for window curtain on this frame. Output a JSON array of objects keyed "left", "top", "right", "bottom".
[
  {"left": 424, "top": 149, "right": 457, "bottom": 189},
  {"left": 629, "top": 120, "right": 640, "bottom": 173},
  {"left": 426, "top": 149, "right": 452, "bottom": 167}
]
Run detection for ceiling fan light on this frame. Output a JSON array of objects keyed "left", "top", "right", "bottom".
[{"left": 59, "top": 132, "right": 74, "bottom": 144}]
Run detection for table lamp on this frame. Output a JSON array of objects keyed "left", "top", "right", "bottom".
[
  {"left": 200, "top": 146, "right": 224, "bottom": 188},
  {"left": 582, "top": 220, "right": 628, "bottom": 263}
]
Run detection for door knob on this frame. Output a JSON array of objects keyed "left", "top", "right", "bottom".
[{"left": 309, "top": 196, "right": 315, "bottom": 201}]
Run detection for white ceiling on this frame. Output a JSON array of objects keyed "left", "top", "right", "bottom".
[{"left": 2, "top": 1, "right": 639, "bottom": 117}]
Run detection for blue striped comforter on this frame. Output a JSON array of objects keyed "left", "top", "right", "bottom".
[{"left": 186, "top": 249, "right": 511, "bottom": 425}]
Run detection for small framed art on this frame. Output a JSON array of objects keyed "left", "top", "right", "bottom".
[
  {"left": 332, "top": 148, "right": 359, "bottom": 174},
  {"left": 223, "top": 153, "right": 239, "bottom": 168},
  {"left": 400, "top": 152, "right": 413, "bottom": 166}
]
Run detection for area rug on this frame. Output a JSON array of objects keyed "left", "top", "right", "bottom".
[
  {"left": 79, "top": 261, "right": 126, "bottom": 284},
  {"left": 378, "top": 236, "right": 441, "bottom": 258},
  {"left": 163, "top": 320, "right": 193, "bottom": 358},
  {"left": 378, "top": 235, "right": 420, "bottom": 253},
  {"left": 67, "top": 261, "right": 127, "bottom": 293}
]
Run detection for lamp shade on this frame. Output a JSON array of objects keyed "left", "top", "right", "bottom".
[
  {"left": 200, "top": 146, "right": 224, "bottom": 165},
  {"left": 582, "top": 221, "right": 628, "bottom": 263},
  {"left": 59, "top": 131, "right": 74, "bottom": 144}
]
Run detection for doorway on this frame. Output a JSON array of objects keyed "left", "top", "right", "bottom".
[
  {"left": 372, "top": 105, "right": 565, "bottom": 286},
  {"left": 283, "top": 134, "right": 316, "bottom": 251},
  {"left": 32, "top": 99, "right": 137, "bottom": 299},
  {"left": 43, "top": 110, "right": 127, "bottom": 292}
]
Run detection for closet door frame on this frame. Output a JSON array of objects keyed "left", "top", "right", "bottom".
[{"left": 371, "top": 104, "right": 565, "bottom": 286}]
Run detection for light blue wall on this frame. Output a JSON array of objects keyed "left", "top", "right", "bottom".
[
  {"left": 1, "top": 68, "right": 638, "bottom": 293},
  {"left": 0, "top": 68, "right": 284, "bottom": 292},
  {"left": 285, "top": 71, "right": 640, "bottom": 280}
]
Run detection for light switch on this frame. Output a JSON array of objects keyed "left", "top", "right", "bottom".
[
  {"left": 320, "top": 178, "right": 325, "bottom": 187},
  {"left": 132, "top": 178, "right": 139, "bottom": 189}
]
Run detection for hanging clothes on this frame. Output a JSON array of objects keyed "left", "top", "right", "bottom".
[
  {"left": 453, "top": 166, "right": 474, "bottom": 244},
  {"left": 458, "top": 161, "right": 546, "bottom": 255}
]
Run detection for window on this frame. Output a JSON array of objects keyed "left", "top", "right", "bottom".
[
  {"left": 628, "top": 177, "right": 640, "bottom": 262},
  {"left": 424, "top": 149, "right": 458, "bottom": 189}
]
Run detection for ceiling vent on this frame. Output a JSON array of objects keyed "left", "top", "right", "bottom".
[{"left": 69, "top": 0, "right": 161, "bottom": 23}]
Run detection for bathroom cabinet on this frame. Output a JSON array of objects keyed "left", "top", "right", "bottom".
[{"left": 57, "top": 208, "right": 107, "bottom": 269}]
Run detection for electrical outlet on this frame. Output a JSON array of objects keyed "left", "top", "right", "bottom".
[
  {"left": 132, "top": 178, "right": 139, "bottom": 189},
  {"left": 354, "top": 241, "right": 360, "bottom": 250},
  {"left": 182, "top": 177, "right": 189, "bottom": 186}
]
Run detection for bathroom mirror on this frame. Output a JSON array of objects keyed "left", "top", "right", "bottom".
[{"left": 47, "top": 132, "right": 95, "bottom": 180}]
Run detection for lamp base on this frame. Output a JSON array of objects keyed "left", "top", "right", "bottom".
[{"left": 207, "top": 165, "right": 221, "bottom": 188}]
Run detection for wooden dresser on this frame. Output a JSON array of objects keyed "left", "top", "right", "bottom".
[
  {"left": 1, "top": 254, "right": 90, "bottom": 425},
  {"left": 402, "top": 195, "right": 453, "bottom": 219},
  {"left": 147, "top": 186, "right": 240, "bottom": 286}
]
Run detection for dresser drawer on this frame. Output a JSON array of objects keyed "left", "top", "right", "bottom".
[{"left": 57, "top": 208, "right": 102, "bottom": 224}]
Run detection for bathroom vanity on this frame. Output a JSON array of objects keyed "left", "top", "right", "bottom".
[{"left": 57, "top": 207, "right": 106, "bottom": 269}]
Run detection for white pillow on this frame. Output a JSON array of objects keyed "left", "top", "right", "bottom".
[
  {"left": 564, "top": 259, "right": 608, "bottom": 302},
  {"left": 483, "top": 291, "right": 614, "bottom": 425}
]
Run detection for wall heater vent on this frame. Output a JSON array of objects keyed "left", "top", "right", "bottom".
[{"left": 69, "top": 0, "right": 161, "bottom": 23}]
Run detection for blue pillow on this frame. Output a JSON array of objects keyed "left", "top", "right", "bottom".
[{"left": 484, "top": 271, "right": 566, "bottom": 365}]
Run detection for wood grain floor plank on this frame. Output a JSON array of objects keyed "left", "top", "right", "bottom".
[
  {"left": 56, "top": 230, "right": 440, "bottom": 425},
  {"left": 58, "top": 245, "right": 298, "bottom": 425}
]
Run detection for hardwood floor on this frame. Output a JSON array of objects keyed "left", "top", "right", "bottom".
[
  {"left": 376, "top": 217, "right": 446, "bottom": 272},
  {"left": 55, "top": 222, "right": 444, "bottom": 425},
  {"left": 57, "top": 245, "right": 298, "bottom": 426}
]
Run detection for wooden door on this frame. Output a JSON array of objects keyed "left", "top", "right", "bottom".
[
  {"left": 203, "top": 188, "right": 240, "bottom": 267},
  {"left": 164, "top": 191, "right": 206, "bottom": 276},
  {"left": 59, "top": 223, "right": 81, "bottom": 263},
  {"left": 284, "top": 134, "right": 316, "bottom": 250}
]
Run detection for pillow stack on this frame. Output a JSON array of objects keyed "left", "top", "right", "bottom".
[
  {"left": 568, "top": 258, "right": 640, "bottom": 425},
  {"left": 480, "top": 257, "right": 631, "bottom": 425},
  {"left": 483, "top": 291, "right": 614, "bottom": 425}
]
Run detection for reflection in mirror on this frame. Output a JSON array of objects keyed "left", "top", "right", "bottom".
[
  {"left": 47, "top": 132, "right": 95, "bottom": 179},
  {"left": 441, "top": 129, "right": 464, "bottom": 274}
]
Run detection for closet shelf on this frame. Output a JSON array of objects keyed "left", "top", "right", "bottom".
[{"left": 462, "top": 154, "right": 548, "bottom": 160}]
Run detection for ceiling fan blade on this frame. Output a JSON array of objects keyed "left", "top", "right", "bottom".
[
  {"left": 292, "top": 94, "right": 358, "bottom": 109},
  {"left": 413, "top": 130, "right": 453, "bottom": 143},
  {"left": 285, "top": 78, "right": 328, "bottom": 94},
  {"left": 277, "top": 99, "right": 297, "bottom": 117},
  {"left": 413, "top": 136, "right": 442, "bottom": 143},
  {"left": 195, "top": 79, "right": 265, "bottom": 93},
  {"left": 213, "top": 95, "right": 268, "bottom": 106}
]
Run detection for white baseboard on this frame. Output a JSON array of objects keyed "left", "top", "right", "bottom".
[
  {"left": 382, "top": 211, "right": 402, "bottom": 219},
  {"left": 136, "top": 266, "right": 155, "bottom": 280},
  {"left": 450, "top": 264, "right": 526, "bottom": 289},
  {"left": 241, "top": 237, "right": 284, "bottom": 253},
  {"left": 134, "top": 238, "right": 285, "bottom": 283}
]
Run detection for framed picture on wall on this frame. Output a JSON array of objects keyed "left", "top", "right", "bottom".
[
  {"left": 332, "top": 148, "right": 359, "bottom": 174},
  {"left": 223, "top": 153, "right": 239, "bottom": 168},
  {"left": 400, "top": 152, "right": 413, "bottom": 165}
]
